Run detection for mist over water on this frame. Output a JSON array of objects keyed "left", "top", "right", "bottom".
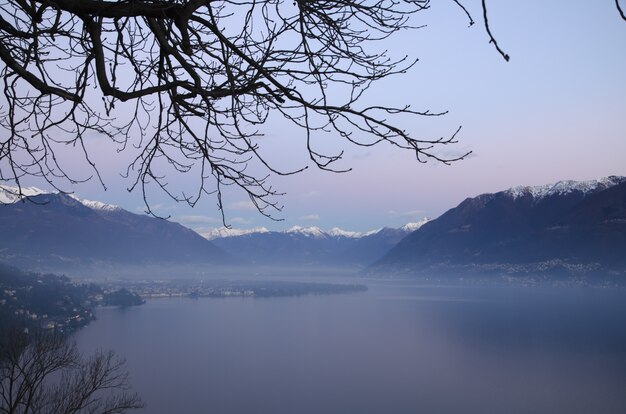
[{"left": 74, "top": 281, "right": 626, "bottom": 414}]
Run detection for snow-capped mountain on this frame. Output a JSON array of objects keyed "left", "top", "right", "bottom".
[
  {"left": 505, "top": 176, "right": 626, "bottom": 200},
  {"left": 0, "top": 185, "right": 121, "bottom": 211},
  {"left": 202, "top": 226, "right": 270, "bottom": 240},
  {"left": 0, "top": 186, "right": 46, "bottom": 204},
  {"left": 285, "top": 225, "right": 326, "bottom": 238},
  {"left": 204, "top": 219, "right": 429, "bottom": 241},
  {"left": 371, "top": 176, "right": 626, "bottom": 279},
  {"left": 401, "top": 218, "right": 430, "bottom": 232},
  {"left": 0, "top": 189, "right": 230, "bottom": 272},
  {"left": 69, "top": 195, "right": 121, "bottom": 212},
  {"left": 0, "top": 184, "right": 429, "bottom": 271},
  {"left": 209, "top": 221, "right": 428, "bottom": 268},
  {"left": 327, "top": 227, "right": 370, "bottom": 238}
]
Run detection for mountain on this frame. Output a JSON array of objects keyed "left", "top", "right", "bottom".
[
  {"left": 370, "top": 176, "right": 626, "bottom": 279},
  {"left": 0, "top": 187, "right": 230, "bottom": 272},
  {"left": 209, "top": 220, "right": 429, "bottom": 268}
]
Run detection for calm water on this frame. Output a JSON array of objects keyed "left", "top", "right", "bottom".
[{"left": 74, "top": 281, "right": 626, "bottom": 414}]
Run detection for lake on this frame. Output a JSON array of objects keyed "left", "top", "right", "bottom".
[{"left": 74, "top": 280, "right": 626, "bottom": 414}]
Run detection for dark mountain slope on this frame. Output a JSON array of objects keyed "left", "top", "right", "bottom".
[
  {"left": 371, "top": 177, "right": 626, "bottom": 278},
  {"left": 211, "top": 225, "right": 420, "bottom": 268},
  {"left": 0, "top": 193, "right": 230, "bottom": 270}
]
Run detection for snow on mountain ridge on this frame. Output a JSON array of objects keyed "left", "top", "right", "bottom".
[
  {"left": 286, "top": 225, "right": 326, "bottom": 238},
  {"left": 202, "top": 226, "right": 269, "bottom": 240},
  {"left": 68, "top": 195, "right": 121, "bottom": 211},
  {"left": 505, "top": 176, "right": 626, "bottom": 200},
  {"left": 401, "top": 218, "right": 430, "bottom": 232},
  {"left": 327, "top": 227, "right": 365, "bottom": 238},
  {"left": 0, "top": 185, "right": 47, "bottom": 204},
  {"left": 0, "top": 185, "right": 120, "bottom": 211},
  {"left": 203, "top": 222, "right": 425, "bottom": 240}
]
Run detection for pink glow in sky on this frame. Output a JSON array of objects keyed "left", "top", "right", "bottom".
[{"left": 9, "top": 0, "right": 626, "bottom": 233}]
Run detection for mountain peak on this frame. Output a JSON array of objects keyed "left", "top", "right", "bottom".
[
  {"left": 202, "top": 226, "right": 269, "bottom": 240},
  {"left": 0, "top": 187, "right": 228, "bottom": 271},
  {"left": 505, "top": 176, "right": 626, "bottom": 201},
  {"left": 0, "top": 185, "right": 47, "bottom": 204},
  {"left": 327, "top": 227, "right": 363, "bottom": 238},
  {"left": 0, "top": 185, "right": 121, "bottom": 212},
  {"left": 372, "top": 175, "right": 626, "bottom": 278},
  {"left": 285, "top": 225, "right": 325, "bottom": 238},
  {"left": 68, "top": 195, "right": 121, "bottom": 212},
  {"left": 210, "top": 222, "right": 421, "bottom": 267},
  {"left": 401, "top": 218, "right": 430, "bottom": 232},
  {"left": 203, "top": 222, "right": 423, "bottom": 241}
]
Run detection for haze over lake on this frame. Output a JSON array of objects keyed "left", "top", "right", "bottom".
[{"left": 74, "top": 280, "right": 626, "bottom": 414}]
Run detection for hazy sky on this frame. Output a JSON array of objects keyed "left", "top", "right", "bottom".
[{"left": 14, "top": 0, "right": 626, "bottom": 233}]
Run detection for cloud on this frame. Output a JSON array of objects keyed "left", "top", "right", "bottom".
[
  {"left": 229, "top": 217, "right": 252, "bottom": 225},
  {"left": 174, "top": 215, "right": 220, "bottom": 226},
  {"left": 133, "top": 203, "right": 177, "bottom": 213},
  {"left": 351, "top": 151, "right": 372, "bottom": 160},
  {"left": 388, "top": 209, "right": 425, "bottom": 218},
  {"left": 229, "top": 200, "right": 257, "bottom": 211},
  {"left": 300, "top": 190, "right": 320, "bottom": 200},
  {"left": 299, "top": 214, "right": 320, "bottom": 221}
]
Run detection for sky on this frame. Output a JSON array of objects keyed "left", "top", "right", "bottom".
[{"left": 7, "top": 0, "right": 626, "bottom": 234}]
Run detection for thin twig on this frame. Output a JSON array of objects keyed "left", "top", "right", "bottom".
[
  {"left": 451, "top": 0, "right": 474, "bottom": 26},
  {"left": 617, "top": 0, "right": 626, "bottom": 21},
  {"left": 481, "top": 0, "right": 509, "bottom": 61}
]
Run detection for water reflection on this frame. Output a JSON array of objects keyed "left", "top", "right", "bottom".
[{"left": 74, "top": 283, "right": 626, "bottom": 414}]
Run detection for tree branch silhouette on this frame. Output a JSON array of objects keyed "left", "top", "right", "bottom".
[
  {"left": 0, "top": 0, "right": 472, "bottom": 220},
  {"left": 1, "top": 329, "right": 143, "bottom": 414},
  {"left": 6, "top": 1, "right": 621, "bottom": 220},
  {"left": 617, "top": 0, "right": 626, "bottom": 21}
]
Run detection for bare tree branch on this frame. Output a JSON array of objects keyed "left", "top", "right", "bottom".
[
  {"left": 617, "top": 0, "right": 626, "bottom": 21},
  {"left": 451, "top": 0, "right": 474, "bottom": 27},
  {"left": 1, "top": 329, "right": 143, "bottom": 414},
  {"left": 0, "top": 0, "right": 502, "bottom": 221},
  {"left": 481, "top": 0, "right": 509, "bottom": 61}
]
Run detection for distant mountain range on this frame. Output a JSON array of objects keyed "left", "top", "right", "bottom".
[
  {"left": 0, "top": 185, "right": 428, "bottom": 273},
  {"left": 201, "top": 221, "right": 426, "bottom": 241},
  {"left": 3, "top": 176, "right": 625, "bottom": 281},
  {"left": 0, "top": 187, "right": 229, "bottom": 272},
  {"left": 209, "top": 221, "right": 429, "bottom": 268},
  {"left": 370, "top": 176, "right": 626, "bottom": 280}
]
